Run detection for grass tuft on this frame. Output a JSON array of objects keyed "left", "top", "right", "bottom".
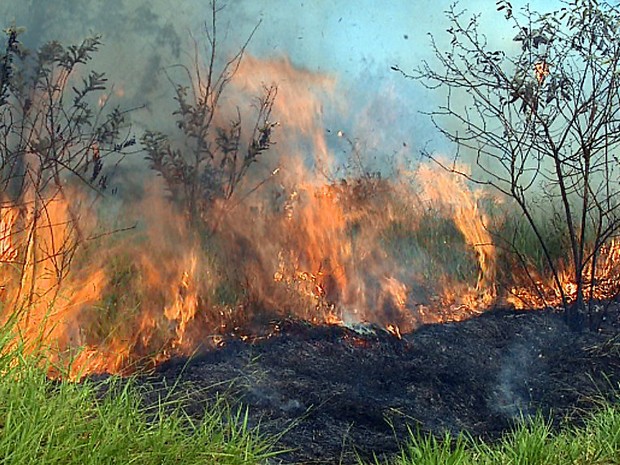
[
  {"left": 368, "top": 402, "right": 620, "bottom": 465},
  {"left": 0, "top": 319, "right": 277, "bottom": 465}
]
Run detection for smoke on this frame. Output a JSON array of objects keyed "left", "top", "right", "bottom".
[
  {"left": 490, "top": 320, "right": 564, "bottom": 422},
  {"left": 493, "top": 341, "right": 537, "bottom": 419},
  {"left": 0, "top": 0, "right": 572, "bottom": 376},
  {"left": 0, "top": 0, "right": 562, "bottom": 164}
]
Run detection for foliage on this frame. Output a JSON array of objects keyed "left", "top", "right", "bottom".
[
  {"left": 142, "top": 0, "right": 277, "bottom": 227},
  {"left": 367, "top": 404, "right": 620, "bottom": 465},
  {"left": 0, "top": 26, "right": 134, "bottom": 307},
  {"left": 0, "top": 320, "right": 277, "bottom": 465},
  {"left": 0, "top": 28, "right": 132, "bottom": 193}
]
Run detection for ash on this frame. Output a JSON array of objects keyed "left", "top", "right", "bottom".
[{"left": 140, "top": 307, "right": 620, "bottom": 464}]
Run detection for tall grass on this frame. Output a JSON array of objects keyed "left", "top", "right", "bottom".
[
  {"left": 381, "top": 211, "right": 480, "bottom": 286},
  {"left": 0, "top": 317, "right": 277, "bottom": 465}
]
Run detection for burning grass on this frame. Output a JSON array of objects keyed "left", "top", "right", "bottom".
[
  {"left": 1, "top": 29, "right": 619, "bottom": 376},
  {"left": 2, "top": 164, "right": 620, "bottom": 378},
  {"left": 0, "top": 166, "right": 490, "bottom": 376}
]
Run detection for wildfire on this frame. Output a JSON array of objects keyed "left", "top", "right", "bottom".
[
  {"left": 509, "top": 239, "right": 620, "bottom": 309},
  {"left": 2, "top": 52, "right": 619, "bottom": 381},
  {"left": 3, "top": 161, "right": 619, "bottom": 379},
  {"left": 414, "top": 163, "right": 497, "bottom": 311}
]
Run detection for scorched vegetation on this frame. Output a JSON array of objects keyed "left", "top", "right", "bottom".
[
  {"left": 396, "top": 0, "right": 620, "bottom": 330},
  {"left": 0, "top": 0, "right": 619, "bottom": 464}
]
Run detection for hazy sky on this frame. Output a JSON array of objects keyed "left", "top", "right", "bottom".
[{"left": 1, "top": 0, "right": 565, "bottom": 169}]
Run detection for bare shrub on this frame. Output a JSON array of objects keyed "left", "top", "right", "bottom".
[
  {"left": 142, "top": 1, "right": 278, "bottom": 230},
  {"left": 398, "top": 0, "right": 620, "bottom": 330}
]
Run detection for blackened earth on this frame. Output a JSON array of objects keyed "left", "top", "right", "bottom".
[{"left": 139, "top": 307, "right": 620, "bottom": 464}]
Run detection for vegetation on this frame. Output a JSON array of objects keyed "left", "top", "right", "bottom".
[
  {"left": 142, "top": 0, "right": 278, "bottom": 229},
  {"left": 2, "top": 338, "right": 619, "bottom": 465},
  {"left": 365, "top": 403, "right": 620, "bottom": 465},
  {"left": 0, "top": 309, "right": 617, "bottom": 465},
  {"left": 0, "top": 319, "right": 277, "bottom": 465},
  {"left": 398, "top": 0, "right": 620, "bottom": 330},
  {"left": 0, "top": 24, "right": 135, "bottom": 313}
]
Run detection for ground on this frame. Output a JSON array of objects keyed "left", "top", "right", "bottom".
[{"left": 141, "top": 305, "right": 620, "bottom": 464}]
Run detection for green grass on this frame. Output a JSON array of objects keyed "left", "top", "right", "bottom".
[
  {"left": 382, "top": 212, "right": 480, "bottom": 285},
  {"left": 0, "top": 323, "right": 277, "bottom": 465},
  {"left": 366, "top": 407, "right": 620, "bottom": 465}
]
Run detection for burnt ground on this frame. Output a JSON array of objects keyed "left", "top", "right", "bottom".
[{"left": 138, "top": 306, "right": 620, "bottom": 464}]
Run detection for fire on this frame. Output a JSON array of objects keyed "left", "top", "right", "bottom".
[
  {"left": 508, "top": 238, "right": 620, "bottom": 309},
  {"left": 0, "top": 90, "right": 504, "bottom": 378},
  {"left": 0, "top": 207, "right": 17, "bottom": 262},
  {"left": 414, "top": 163, "right": 497, "bottom": 311},
  {"left": 2, "top": 51, "right": 619, "bottom": 380},
  {"left": 0, "top": 181, "right": 217, "bottom": 378},
  {"left": 3, "top": 160, "right": 618, "bottom": 379},
  {"left": 534, "top": 61, "right": 550, "bottom": 84},
  {"left": 324, "top": 311, "right": 344, "bottom": 326},
  {"left": 0, "top": 188, "right": 106, "bottom": 373},
  {"left": 163, "top": 257, "right": 200, "bottom": 350},
  {"left": 386, "top": 324, "right": 402, "bottom": 339}
]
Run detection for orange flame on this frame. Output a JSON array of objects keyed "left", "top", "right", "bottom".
[
  {"left": 2, "top": 53, "right": 618, "bottom": 380},
  {"left": 414, "top": 163, "right": 497, "bottom": 311}
]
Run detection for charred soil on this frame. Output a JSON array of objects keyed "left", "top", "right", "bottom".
[{"left": 142, "top": 306, "right": 620, "bottom": 464}]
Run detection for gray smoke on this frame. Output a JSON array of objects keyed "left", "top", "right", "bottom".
[{"left": 0, "top": 0, "right": 562, "bottom": 173}]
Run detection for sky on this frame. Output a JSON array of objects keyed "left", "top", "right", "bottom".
[{"left": 0, "top": 0, "right": 566, "bottom": 172}]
